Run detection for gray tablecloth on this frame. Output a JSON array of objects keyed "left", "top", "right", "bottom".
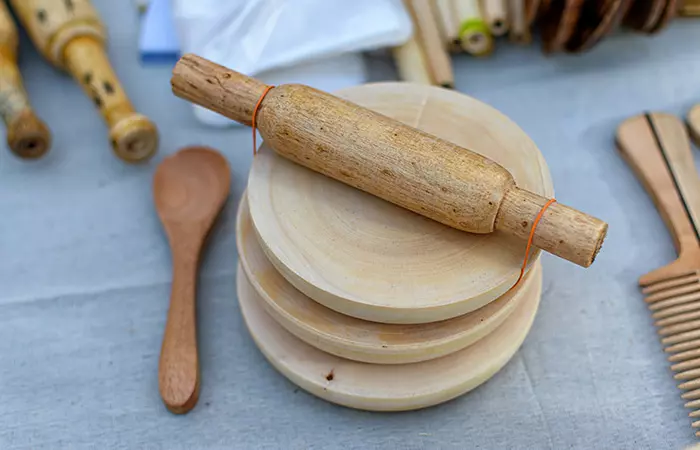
[{"left": 2, "top": 2, "right": 700, "bottom": 449}]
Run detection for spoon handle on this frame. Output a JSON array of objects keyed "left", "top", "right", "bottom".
[{"left": 159, "top": 251, "right": 200, "bottom": 414}]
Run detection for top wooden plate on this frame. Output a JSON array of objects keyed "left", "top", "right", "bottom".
[
  {"left": 247, "top": 82, "right": 554, "bottom": 324},
  {"left": 540, "top": 0, "right": 585, "bottom": 52}
]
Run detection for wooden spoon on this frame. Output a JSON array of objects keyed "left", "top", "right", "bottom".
[{"left": 153, "top": 146, "right": 231, "bottom": 414}]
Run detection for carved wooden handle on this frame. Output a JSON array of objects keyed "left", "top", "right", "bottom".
[
  {"left": 171, "top": 54, "right": 608, "bottom": 268},
  {"left": 0, "top": 1, "right": 50, "bottom": 158},
  {"left": 9, "top": 0, "right": 158, "bottom": 162}
]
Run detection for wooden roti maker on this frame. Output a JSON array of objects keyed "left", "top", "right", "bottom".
[
  {"left": 8, "top": 0, "right": 158, "bottom": 162},
  {"left": 0, "top": 0, "right": 50, "bottom": 159},
  {"left": 170, "top": 54, "right": 607, "bottom": 410}
]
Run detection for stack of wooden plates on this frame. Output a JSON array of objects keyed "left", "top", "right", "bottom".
[{"left": 235, "top": 82, "right": 553, "bottom": 411}]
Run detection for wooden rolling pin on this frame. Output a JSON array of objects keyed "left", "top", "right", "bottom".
[
  {"left": 171, "top": 54, "right": 608, "bottom": 268},
  {"left": 0, "top": 0, "right": 50, "bottom": 158},
  {"left": 9, "top": 0, "right": 158, "bottom": 162}
]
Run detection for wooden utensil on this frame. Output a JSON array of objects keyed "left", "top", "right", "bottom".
[
  {"left": 565, "top": 0, "right": 633, "bottom": 53},
  {"left": 171, "top": 54, "right": 608, "bottom": 269},
  {"left": 9, "top": 0, "right": 158, "bottom": 162},
  {"left": 153, "top": 146, "right": 231, "bottom": 414},
  {"left": 454, "top": 0, "right": 494, "bottom": 55},
  {"left": 623, "top": 0, "right": 667, "bottom": 32},
  {"left": 481, "top": 0, "right": 510, "bottom": 36},
  {"left": 616, "top": 112, "right": 700, "bottom": 435},
  {"left": 508, "top": 0, "right": 532, "bottom": 44},
  {"left": 405, "top": 0, "right": 454, "bottom": 88},
  {"left": 689, "top": 105, "right": 700, "bottom": 147},
  {"left": 0, "top": 0, "right": 50, "bottom": 158},
  {"left": 238, "top": 193, "right": 538, "bottom": 363},
  {"left": 247, "top": 82, "right": 553, "bottom": 324},
  {"left": 540, "top": 0, "right": 585, "bottom": 52},
  {"left": 236, "top": 261, "right": 542, "bottom": 412},
  {"left": 649, "top": 0, "right": 678, "bottom": 33}
]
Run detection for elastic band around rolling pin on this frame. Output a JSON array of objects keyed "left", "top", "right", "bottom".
[
  {"left": 508, "top": 198, "right": 557, "bottom": 292},
  {"left": 252, "top": 85, "right": 275, "bottom": 155}
]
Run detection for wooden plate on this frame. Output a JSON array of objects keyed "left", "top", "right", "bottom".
[
  {"left": 237, "top": 193, "right": 541, "bottom": 364},
  {"left": 624, "top": 0, "right": 667, "bottom": 32},
  {"left": 688, "top": 104, "right": 700, "bottom": 146},
  {"left": 236, "top": 262, "right": 542, "bottom": 412},
  {"left": 540, "top": 0, "right": 585, "bottom": 52},
  {"left": 566, "top": 0, "right": 633, "bottom": 52},
  {"left": 247, "top": 82, "right": 553, "bottom": 324}
]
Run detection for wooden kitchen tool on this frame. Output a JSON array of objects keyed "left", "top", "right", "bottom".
[
  {"left": 481, "top": 0, "right": 510, "bottom": 37},
  {"left": 238, "top": 193, "right": 538, "bottom": 363},
  {"left": 541, "top": 0, "right": 585, "bottom": 52},
  {"left": 171, "top": 54, "right": 608, "bottom": 269},
  {"left": 623, "top": 0, "right": 668, "bottom": 32},
  {"left": 616, "top": 112, "right": 700, "bottom": 436},
  {"left": 153, "top": 146, "right": 231, "bottom": 414},
  {"left": 566, "top": 0, "right": 633, "bottom": 53},
  {"left": 508, "top": 0, "right": 531, "bottom": 44},
  {"left": 236, "top": 261, "right": 542, "bottom": 412},
  {"left": 454, "top": 0, "right": 494, "bottom": 55},
  {"left": 246, "top": 82, "right": 553, "bottom": 324},
  {"left": 0, "top": 0, "right": 50, "bottom": 159},
  {"left": 404, "top": 0, "right": 454, "bottom": 88},
  {"left": 688, "top": 105, "right": 700, "bottom": 146},
  {"left": 9, "top": 0, "right": 158, "bottom": 162}
]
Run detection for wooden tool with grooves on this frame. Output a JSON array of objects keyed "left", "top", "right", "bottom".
[
  {"left": 9, "top": 0, "right": 158, "bottom": 162},
  {"left": 617, "top": 112, "right": 700, "bottom": 437},
  {"left": 0, "top": 0, "right": 50, "bottom": 159},
  {"left": 171, "top": 54, "right": 608, "bottom": 269},
  {"left": 153, "top": 146, "right": 231, "bottom": 414}
]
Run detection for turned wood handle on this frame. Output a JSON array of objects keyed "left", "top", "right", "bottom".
[
  {"left": 616, "top": 113, "right": 699, "bottom": 255},
  {"left": 0, "top": 1, "right": 50, "bottom": 158},
  {"left": 159, "top": 250, "right": 200, "bottom": 414},
  {"left": 9, "top": 0, "right": 158, "bottom": 162},
  {"left": 171, "top": 54, "right": 608, "bottom": 268}
]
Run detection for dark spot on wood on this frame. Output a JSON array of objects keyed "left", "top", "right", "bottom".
[
  {"left": 83, "top": 72, "right": 93, "bottom": 85},
  {"left": 316, "top": 145, "right": 327, "bottom": 154},
  {"left": 381, "top": 344, "right": 387, "bottom": 348},
  {"left": 488, "top": 202, "right": 493, "bottom": 206},
  {"left": 319, "top": 127, "right": 323, "bottom": 131},
  {"left": 325, "top": 370, "right": 334, "bottom": 381},
  {"left": 64, "top": 0, "right": 74, "bottom": 11},
  {"left": 452, "top": 208, "right": 458, "bottom": 213},
  {"left": 380, "top": 169, "right": 394, "bottom": 178},
  {"left": 93, "top": 95, "right": 103, "bottom": 108},
  {"left": 111, "top": 138, "right": 117, "bottom": 149},
  {"left": 521, "top": 221, "right": 528, "bottom": 227},
  {"left": 206, "top": 78, "right": 214, "bottom": 85},
  {"left": 103, "top": 81, "right": 114, "bottom": 94},
  {"left": 559, "top": 240, "right": 564, "bottom": 244},
  {"left": 222, "top": 73, "right": 231, "bottom": 79},
  {"left": 37, "top": 9, "right": 47, "bottom": 23},
  {"left": 440, "top": 186, "right": 449, "bottom": 193},
  {"left": 304, "top": 156, "right": 310, "bottom": 160},
  {"left": 339, "top": 169, "right": 353, "bottom": 179},
  {"left": 393, "top": 133, "right": 398, "bottom": 137}
]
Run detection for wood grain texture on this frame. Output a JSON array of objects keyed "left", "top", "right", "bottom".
[
  {"left": 172, "top": 54, "right": 608, "bottom": 268},
  {"left": 236, "top": 261, "right": 542, "bottom": 412},
  {"left": 690, "top": 105, "right": 700, "bottom": 147},
  {"left": 237, "top": 193, "right": 540, "bottom": 363},
  {"left": 248, "top": 82, "right": 553, "bottom": 324},
  {"left": 0, "top": 0, "right": 51, "bottom": 158},
  {"left": 405, "top": 0, "right": 454, "bottom": 88},
  {"left": 540, "top": 0, "right": 585, "bottom": 52},
  {"left": 10, "top": 0, "right": 158, "bottom": 162},
  {"left": 566, "top": 0, "right": 633, "bottom": 53},
  {"left": 153, "top": 147, "right": 231, "bottom": 414}
]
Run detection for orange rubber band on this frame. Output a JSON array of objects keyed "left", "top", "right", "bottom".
[
  {"left": 252, "top": 85, "right": 275, "bottom": 155},
  {"left": 509, "top": 198, "right": 557, "bottom": 292}
]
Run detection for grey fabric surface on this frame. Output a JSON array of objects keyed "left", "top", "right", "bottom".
[{"left": 2, "top": 1, "right": 700, "bottom": 449}]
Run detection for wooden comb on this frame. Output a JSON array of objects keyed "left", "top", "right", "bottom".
[{"left": 617, "top": 112, "right": 700, "bottom": 437}]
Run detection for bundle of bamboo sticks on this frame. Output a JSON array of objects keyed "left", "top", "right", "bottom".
[{"left": 394, "top": 0, "right": 698, "bottom": 88}]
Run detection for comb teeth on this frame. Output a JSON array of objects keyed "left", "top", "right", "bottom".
[{"left": 644, "top": 275, "right": 700, "bottom": 435}]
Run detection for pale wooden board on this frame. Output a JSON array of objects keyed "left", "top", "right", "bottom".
[
  {"left": 247, "top": 82, "right": 554, "bottom": 324},
  {"left": 236, "top": 261, "right": 543, "bottom": 412},
  {"left": 237, "top": 192, "right": 541, "bottom": 364}
]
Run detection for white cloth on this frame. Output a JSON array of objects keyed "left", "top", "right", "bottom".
[{"left": 170, "top": 0, "right": 412, "bottom": 126}]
